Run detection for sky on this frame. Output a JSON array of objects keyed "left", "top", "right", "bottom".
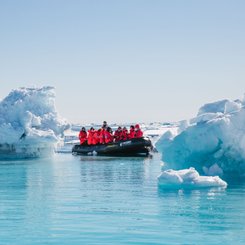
[{"left": 0, "top": 0, "right": 245, "bottom": 124}]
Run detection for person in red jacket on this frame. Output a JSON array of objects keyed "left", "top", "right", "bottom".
[
  {"left": 121, "top": 127, "right": 128, "bottom": 141},
  {"left": 78, "top": 127, "right": 87, "bottom": 145},
  {"left": 104, "top": 127, "right": 114, "bottom": 144},
  {"left": 114, "top": 126, "right": 122, "bottom": 142},
  {"left": 92, "top": 129, "right": 101, "bottom": 145},
  {"left": 87, "top": 127, "right": 95, "bottom": 145},
  {"left": 128, "top": 125, "right": 135, "bottom": 139},
  {"left": 100, "top": 127, "right": 106, "bottom": 144},
  {"left": 135, "top": 124, "right": 143, "bottom": 138}
]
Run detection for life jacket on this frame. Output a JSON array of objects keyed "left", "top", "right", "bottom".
[
  {"left": 114, "top": 129, "right": 122, "bottom": 142},
  {"left": 92, "top": 130, "right": 99, "bottom": 145},
  {"left": 128, "top": 129, "right": 135, "bottom": 139},
  {"left": 135, "top": 129, "right": 143, "bottom": 138},
  {"left": 99, "top": 128, "right": 105, "bottom": 144},
  {"left": 94, "top": 129, "right": 101, "bottom": 145},
  {"left": 87, "top": 130, "right": 94, "bottom": 145},
  {"left": 79, "top": 131, "right": 87, "bottom": 144},
  {"left": 104, "top": 130, "right": 113, "bottom": 144},
  {"left": 121, "top": 129, "right": 128, "bottom": 141}
]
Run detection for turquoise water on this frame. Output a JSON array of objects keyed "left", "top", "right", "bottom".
[{"left": 0, "top": 154, "right": 245, "bottom": 245}]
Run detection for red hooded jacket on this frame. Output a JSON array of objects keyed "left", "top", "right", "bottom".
[
  {"left": 87, "top": 129, "right": 95, "bottom": 145},
  {"left": 92, "top": 129, "right": 101, "bottom": 145},
  {"left": 134, "top": 124, "right": 143, "bottom": 138},
  {"left": 114, "top": 129, "right": 122, "bottom": 142},
  {"left": 121, "top": 128, "right": 128, "bottom": 141},
  {"left": 79, "top": 130, "right": 87, "bottom": 145},
  {"left": 104, "top": 130, "right": 114, "bottom": 144},
  {"left": 100, "top": 128, "right": 106, "bottom": 144},
  {"left": 128, "top": 128, "right": 135, "bottom": 139}
]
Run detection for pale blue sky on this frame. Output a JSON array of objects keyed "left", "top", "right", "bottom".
[{"left": 0, "top": 0, "right": 244, "bottom": 123}]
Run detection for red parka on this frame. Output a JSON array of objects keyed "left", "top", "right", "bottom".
[
  {"left": 104, "top": 130, "right": 114, "bottom": 144},
  {"left": 128, "top": 128, "right": 135, "bottom": 139},
  {"left": 135, "top": 124, "right": 143, "bottom": 138},
  {"left": 87, "top": 129, "right": 95, "bottom": 145},
  {"left": 121, "top": 128, "right": 128, "bottom": 141},
  {"left": 100, "top": 128, "right": 106, "bottom": 144},
  {"left": 114, "top": 129, "right": 122, "bottom": 142},
  {"left": 92, "top": 129, "right": 101, "bottom": 145},
  {"left": 135, "top": 129, "right": 143, "bottom": 138},
  {"left": 79, "top": 130, "right": 87, "bottom": 145}
]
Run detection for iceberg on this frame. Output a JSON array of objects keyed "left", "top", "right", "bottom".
[
  {"left": 0, "top": 86, "right": 69, "bottom": 159},
  {"left": 156, "top": 96, "right": 245, "bottom": 178},
  {"left": 158, "top": 168, "right": 227, "bottom": 189}
]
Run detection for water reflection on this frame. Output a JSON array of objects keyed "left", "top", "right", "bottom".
[
  {"left": 157, "top": 181, "right": 245, "bottom": 242},
  {"left": 0, "top": 160, "right": 28, "bottom": 191},
  {"left": 79, "top": 156, "right": 147, "bottom": 186},
  {"left": 0, "top": 154, "right": 245, "bottom": 244}
]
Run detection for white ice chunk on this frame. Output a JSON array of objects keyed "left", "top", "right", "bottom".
[
  {"left": 158, "top": 168, "right": 227, "bottom": 189},
  {"left": 156, "top": 95, "right": 245, "bottom": 177},
  {"left": 0, "top": 86, "right": 69, "bottom": 158},
  {"left": 197, "top": 99, "right": 229, "bottom": 115},
  {"left": 224, "top": 100, "right": 241, "bottom": 114}
]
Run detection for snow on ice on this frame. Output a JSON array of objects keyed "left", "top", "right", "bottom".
[
  {"left": 158, "top": 167, "right": 227, "bottom": 189},
  {"left": 0, "top": 86, "right": 69, "bottom": 158},
  {"left": 156, "top": 95, "right": 245, "bottom": 178}
]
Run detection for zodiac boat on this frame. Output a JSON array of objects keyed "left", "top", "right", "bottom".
[{"left": 72, "top": 137, "right": 153, "bottom": 156}]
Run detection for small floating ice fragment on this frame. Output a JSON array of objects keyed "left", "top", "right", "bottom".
[{"left": 158, "top": 167, "right": 227, "bottom": 189}]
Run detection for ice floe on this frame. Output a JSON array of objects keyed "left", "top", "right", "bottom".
[{"left": 158, "top": 167, "right": 227, "bottom": 189}]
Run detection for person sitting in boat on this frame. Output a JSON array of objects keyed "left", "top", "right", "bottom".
[
  {"left": 135, "top": 124, "right": 143, "bottom": 138},
  {"left": 102, "top": 121, "right": 108, "bottom": 129},
  {"left": 114, "top": 126, "right": 123, "bottom": 142},
  {"left": 78, "top": 127, "right": 87, "bottom": 145},
  {"left": 104, "top": 127, "right": 114, "bottom": 144},
  {"left": 128, "top": 125, "right": 135, "bottom": 139},
  {"left": 92, "top": 128, "right": 101, "bottom": 145},
  {"left": 121, "top": 127, "right": 128, "bottom": 141},
  {"left": 87, "top": 127, "right": 95, "bottom": 145},
  {"left": 100, "top": 127, "right": 106, "bottom": 144}
]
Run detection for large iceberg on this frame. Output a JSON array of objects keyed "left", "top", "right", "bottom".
[
  {"left": 156, "top": 96, "right": 245, "bottom": 178},
  {"left": 0, "top": 86, "right": 69, "bottom": 159}
]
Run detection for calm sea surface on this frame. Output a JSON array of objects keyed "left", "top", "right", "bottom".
[{"left": 0, "top": 153, "right": 244, "bottom": 245}]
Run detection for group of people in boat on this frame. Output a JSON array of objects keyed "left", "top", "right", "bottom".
[{"left": 78, "top": 121, "right": 143, "bottom": 145}]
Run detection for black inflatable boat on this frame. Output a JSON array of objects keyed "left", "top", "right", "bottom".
[{"left": 72, "top": 137, "right": 153, "bottom": 156}]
